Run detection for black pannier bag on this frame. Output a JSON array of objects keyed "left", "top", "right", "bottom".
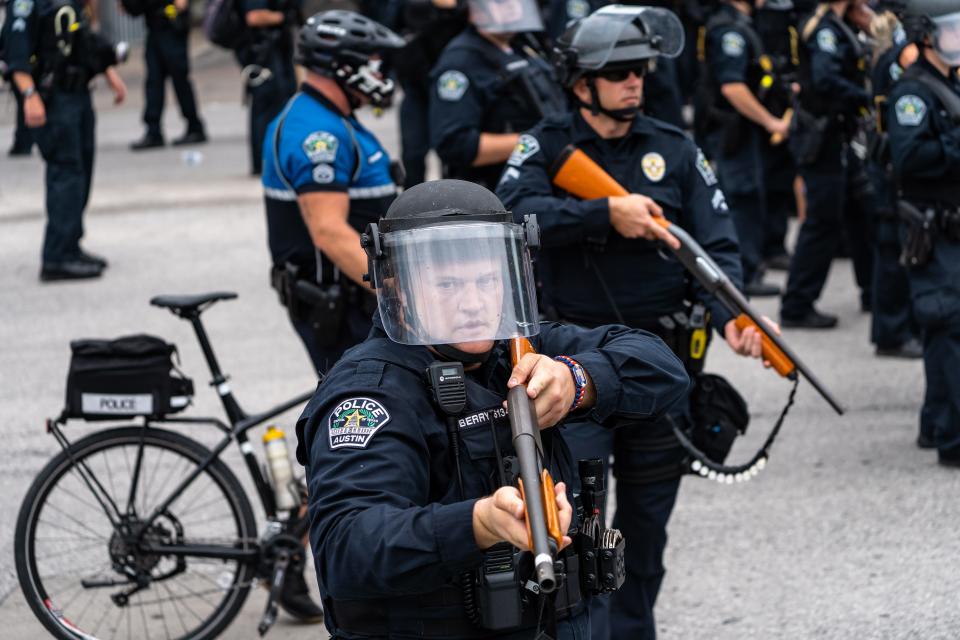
[{"left": 64, "top": 334, "right": 194, "bottom": 420}]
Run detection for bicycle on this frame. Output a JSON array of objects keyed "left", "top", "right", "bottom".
[{"left": 14, "top": 291, "right": 317, "bottom": 640}]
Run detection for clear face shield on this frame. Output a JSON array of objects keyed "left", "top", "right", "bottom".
[
  {"left": 571, "top": 5, "right": 685, "bottom": 71},
  {"left": 468, "top": 0, "right": 545, "bottom": 34},
  {"left": 369, "top": 221, "right": 540, "bottom": 347},
  {"left": 932, "top": 12, "right": 960, "bottom": 66}
]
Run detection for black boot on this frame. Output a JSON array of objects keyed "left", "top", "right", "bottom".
[{"left": 277, "top": 569, "right": 324, "bottom": 623}]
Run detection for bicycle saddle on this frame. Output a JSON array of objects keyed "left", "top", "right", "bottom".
[{"left": 150, "top": 291, "right": 238, "bottom": 315}]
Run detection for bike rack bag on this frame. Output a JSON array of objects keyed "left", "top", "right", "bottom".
[{"left": 64, "top": 334, "right": 194, "bottom": 420}]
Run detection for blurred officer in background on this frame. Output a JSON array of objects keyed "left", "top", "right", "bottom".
[
  {"left": 780, "top": 0, "right": 876, "bottom": 328},
  {"left": 429, "top": 0, "right": 567, "bottom": 191},
  {"left": 297, "top": 178, "right": 691, "bottom": 640},
  {"left": 498, "top": 7, "right": 774, "bottom": 638},
  {"left": 3, "top": 0, "right": 126, "bottom": 281},
  {"left": 754, "top": 0, "right": 798, "bottom": 270},
  {"left": 263, "top": 10, "right": 403, "bottom": 375},
  {"left": 239, "top": 0, "right": 298, "bottom": 174},
  {"left": 125, "top": 0, "right": 206, "bottom": 150},
  {"left": 886, "top": 0, "right": 960, "bottom": 464},
  {"left": 385, "top": 0, "right": 467, "bottom": 188},
  {"left": 2, "top": 0, "right": 36, "bottom": 156},
  {"left": 698, "top": 0, "right": 791, "bottom": 297},
  {"left": 865, "top": 7, "right": 921, "bottom": 359}
]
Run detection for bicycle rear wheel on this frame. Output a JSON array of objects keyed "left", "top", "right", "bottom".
[{"left": 15, "top": 426, "right": 258, "bottom": 640}]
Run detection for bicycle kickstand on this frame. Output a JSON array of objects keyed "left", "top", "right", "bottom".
[{"left": 258, "top": 549, "right": 291, "bottom": 636}]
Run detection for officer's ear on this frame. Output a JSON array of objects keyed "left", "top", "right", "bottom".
[{"left": 571, "top": 77, "right": 590, "bottom": 103}]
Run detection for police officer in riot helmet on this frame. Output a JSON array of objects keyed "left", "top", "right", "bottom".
[
  {"left": 699, "top": 0, "right": 791, "bottom": 297},
  {"left": 429, "top": 0, "right": 567, "bottom": 191},
  {"left": 497, "top": 6, "right": 775, "bottom": 639},
  {"left": 885, "top": 0, "right": 960, "bottom": 464},
  {"left": 779, "top": 0, "right": 876, "bottom": 328},
  {"left": 3, "top": 0, "right": 127, "bottom": 280},
  {"left": 262, "top": 10, "right": 403, "bottom": 375},
  {"left": 238, "top": 0, "right": 299, "bottom": 175},
  {"left": 296, "top": 178, "right": 690, "bottom": 639}
]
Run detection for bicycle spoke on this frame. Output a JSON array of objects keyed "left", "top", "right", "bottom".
[{"left": 159, "top": 580, "right": 189, "bottom": 638}]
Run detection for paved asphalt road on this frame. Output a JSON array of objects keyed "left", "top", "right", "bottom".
[{"left": 1, "top": 42, "right": 958, "bottom": 640}]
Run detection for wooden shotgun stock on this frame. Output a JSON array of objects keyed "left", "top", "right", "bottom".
[
  {"left": 507, "top": 337, "right": 564, "bottom": 593},
  {"left": 550, "top": 146, "right": 845, "bottom": 416}
]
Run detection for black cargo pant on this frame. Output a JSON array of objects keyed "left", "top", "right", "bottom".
[{"left": 143, "top": 24, "right": 203, "bottom": 138}]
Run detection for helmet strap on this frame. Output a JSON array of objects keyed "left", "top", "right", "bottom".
[{"left": 578, "top": 77, "right": 641, "bottom": 122}]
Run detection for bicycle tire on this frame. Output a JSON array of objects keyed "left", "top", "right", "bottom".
[{"left": 15, "top": 426, "right": 258, "bottom": 640}]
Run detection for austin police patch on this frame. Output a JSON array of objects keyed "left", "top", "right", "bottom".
[
  {"left": 507, "top": 134, "right": 540, "bottom": 167},
  {"left": 695, "top": 148, "right": 717, "bottom": 186},
  {"left": 895, "top": 95, "right": 926, "bottom": 127},
  {"left": 641, "top": 152, "right": 666, "bottom": 182},
  {"left": 12, "top": 0, "right": 32, "bottom": 16},
  {"left": 721, "top": 32, "right": 746, "bottom": 57},
  {"left": 566, "top": 0, "right": 589, "bottom": 19},
  {"left": 438, "top": 70, "right": 469, "bottom": 102},
  {"left": 816, "top": 29, "right": 837, "bottom": 54},
  {"left": 328, "top": 397, "right": 391, "bottom": 450},
  {"left": 312, "top": 163, "right": 335, "bottom": 184},
  {"left": 303, "top": 131, "right": 338, "bottom": 163}
]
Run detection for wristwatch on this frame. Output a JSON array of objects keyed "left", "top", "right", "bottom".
[
  {"left": 554, "top": 355, "right": 588, "bottom": 411},
  {"left": 22, "top": 86, "right": 37, "bottom": 99}
]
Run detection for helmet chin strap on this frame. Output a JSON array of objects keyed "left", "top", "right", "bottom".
[
  {"left": 432, "top": 343, "right": 492, "bottom": 365},
  {"left": 579, "top": 76, "right": 641, "bottom": 122}
]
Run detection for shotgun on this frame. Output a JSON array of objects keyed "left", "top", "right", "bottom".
[
  {"left": 507, "top": 337, "right": 564, "bottom": 593},
  {"left": 550, "top": 145, "right": 845, "bottom": 416}
]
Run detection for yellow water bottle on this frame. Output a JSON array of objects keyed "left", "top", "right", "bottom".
[{"left": 263, "top": 426, "right": 297, "bottom": 510}]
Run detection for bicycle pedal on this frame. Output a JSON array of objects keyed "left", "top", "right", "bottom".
[{"left": 257, "top": 602, "right": 278, "bottom": 636}]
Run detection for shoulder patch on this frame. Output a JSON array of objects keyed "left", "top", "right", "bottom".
[
  {"left": 695, "top": 148, "right": 717, "bottom": 187},
  {"left": 12, "top": 0, "right": 33, "bottom": 16},
  {"left": 312, "top": 163, "right": 335, "bottom": 184},
  {"left": 507, "top": 134, "right": 540, "bottom": 167},
  {"left": 438, "top": 70, "right": 470, "bottom": 102},
  {"left": 889, "top": 63, "right": 903, "bottom": 82},
  {"left": 303, "top": 131, "right": 339, "bottom": 164},
  {"left": 12, "top": 16, "right": 26, "bottom": 30},
  {"left": 328, "top": 397, "right": 391, "bottom": 450},
  {"left": 721, "top": 31, "right": 746, "bottom": 57},
  {"left": 641, "top": 152, "right": 666, "bottom": 182},
  {"left": 816, "top": 29, "right": 837, "bottom": 54},
  {"left": 566, "top": 0, "right": 589, "bottom": 19},
  {"left": 895, "top": 94, "right": 927, "bottom": 127}
]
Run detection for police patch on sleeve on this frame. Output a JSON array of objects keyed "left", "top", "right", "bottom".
[
  {"left": 816, "top": 29, "right": 837, "bottom": 54},
  {"left": 641, "top": 152, "right": 666, "bottom": 182},
  {"left": 566, "top": 0, "right": 589, "bottom": 19},
  {"left": 12, "top": 0, "right": 33, "bottom": 16},
  {"left": 437, "top": 70, "right": 469, "bottom": 102},
  {"left": 507, "top": 134, "right": 540, "bottom": 167},
  {"left": 695, "top": 148, "right": 717, "bottom": 187},
  {"left": 328, "top": 397, "right": 391, "bottom": 450},
  {"left": 312, "top": 163, "right": 335, "bottom": 184},
  {"left": 894, "top": 95, "right": 926, "bottom": 127},
  {"left": 721, "top": 32, "right": 746, "bottom": 57},
  {"left": 303, "top": 131, "right": 339, "bottom": 163}
]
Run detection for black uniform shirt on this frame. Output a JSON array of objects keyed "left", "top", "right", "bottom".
[
  {"left": 496, "top": 111, "right": 744, "bottom": 332},
  {"left": 706, "top": 3, "right": 763, "bottom": 113},
  {"left": 803, "top": 10, "right": 868, "bottom": 116},
  {"left": 297, "top": 321, "right": 689, "bottom": 637},
  {"left": 887, "top": 57, "right": 960, "bottom": 195},
  {"left": 3, "top": 0, "right": 85, "bottom": 75},
  {"left": 429, "top": 26, "right": 561, "bottom": 191}
]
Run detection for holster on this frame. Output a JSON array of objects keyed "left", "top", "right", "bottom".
[
  {"left": 897, "top": 202, "right": 936, "bottom": 268},
  {"left": 788, "top": 106, "right": 829, "bottom": 166},
  {"left": 270, "top": 263, "right": 348, "bottom": 348}
]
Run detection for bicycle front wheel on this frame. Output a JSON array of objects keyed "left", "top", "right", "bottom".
[{"left": 15, "top": 426, "right": 258, "bottom": 640}]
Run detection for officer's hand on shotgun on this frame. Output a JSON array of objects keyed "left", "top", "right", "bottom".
[{"left": 608, "top": 195, "right": 681, "bottom": 249}]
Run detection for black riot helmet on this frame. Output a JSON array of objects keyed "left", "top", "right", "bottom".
[
  {"left": 553, "top": 5, "right": 684, "bottom": 120},
  {"left": 296, "top": 10, "right": 406, "bottom": 108},
  {"left": 893, "top": 0, "right": 960, "bottom": 65},
  {"left": 361, "top": 180, "right": 540, "bottom": 363}
]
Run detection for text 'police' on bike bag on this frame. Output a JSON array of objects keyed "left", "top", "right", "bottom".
[{"left": 64, "top": 334, "right": 194, "bottom": 420}]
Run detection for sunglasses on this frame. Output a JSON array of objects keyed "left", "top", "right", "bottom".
[{"left": 594, "top": 65, "right": 648, "bottom": 82}]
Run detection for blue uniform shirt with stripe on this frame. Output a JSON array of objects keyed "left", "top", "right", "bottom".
[{"left": 261, "top": 84, "right": 396, "bottom": 271}]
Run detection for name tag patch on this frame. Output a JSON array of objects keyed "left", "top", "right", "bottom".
[
  {"left": 458, "top": 406, "right": 508, "bottom": 431},
  {"left": 328, "top": 397, "right": 391, "bottom": 450}
]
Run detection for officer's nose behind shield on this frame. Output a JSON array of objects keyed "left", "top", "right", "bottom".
[
  {"left": 570, "top": 5, "right": 685, "bottom": 68},
  {"left": 373, "top": 223, "right": 540, "bottom": 346},
  {"left": 933, "top": 12, "right": 960, "bottom": 65},
  {"left": 468, "top": 0, "right": 544, "bottom": 34}
]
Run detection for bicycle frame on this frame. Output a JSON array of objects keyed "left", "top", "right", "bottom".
[{"left": 47, "top": 304, "right": 315, "bottom": 563}]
